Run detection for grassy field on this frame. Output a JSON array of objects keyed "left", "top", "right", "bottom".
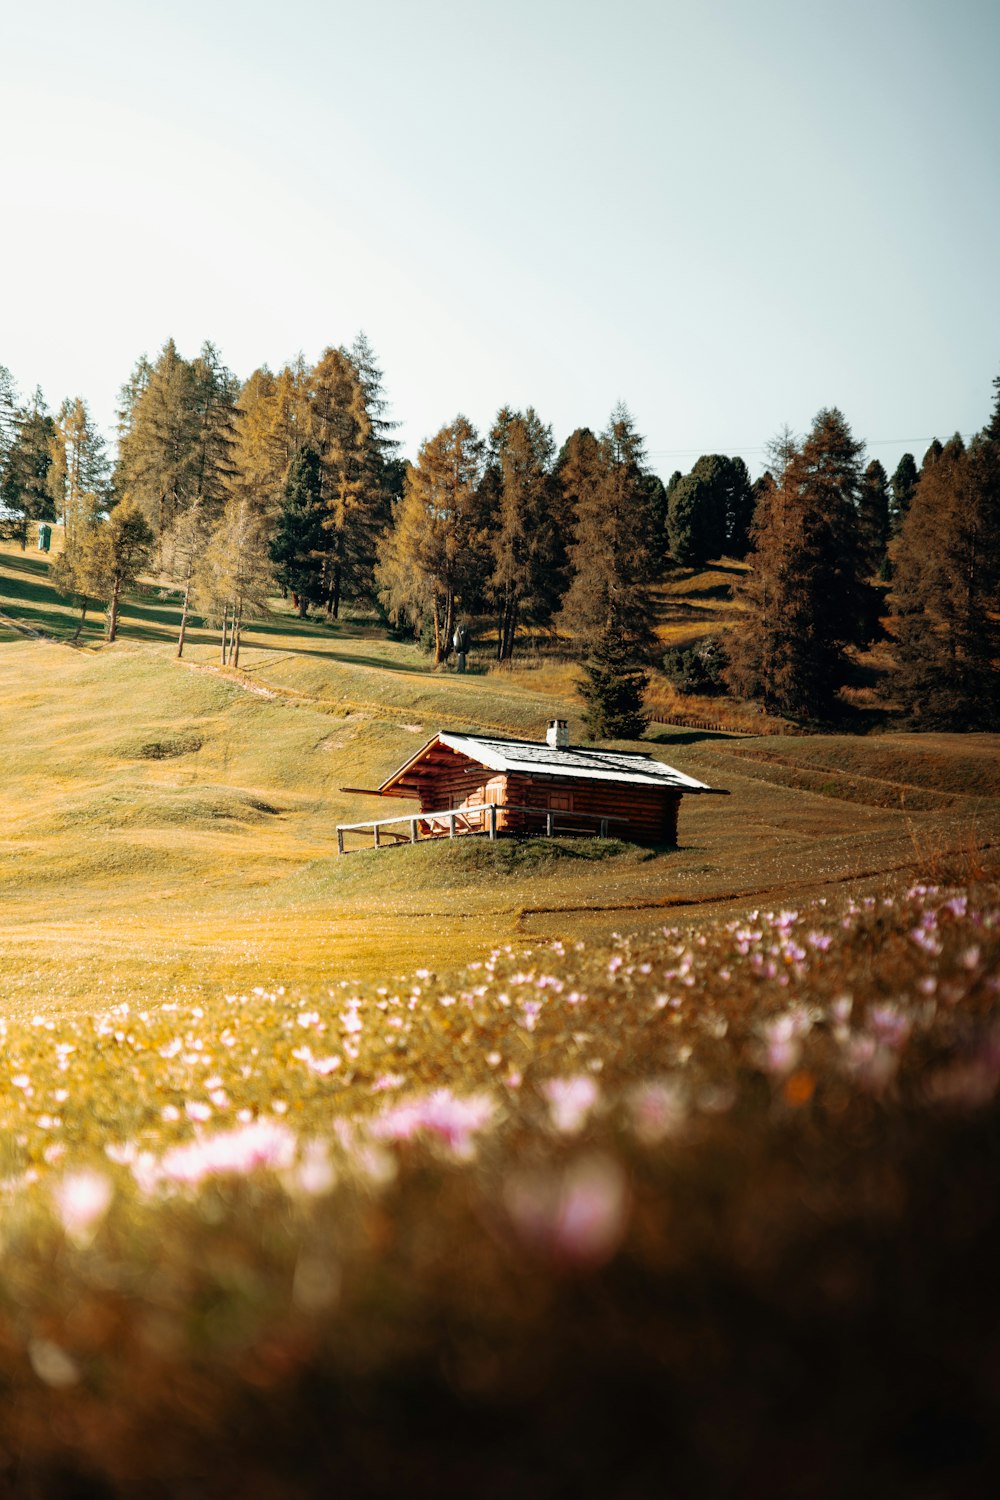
[
  {"left": 2, "top": 539, "right": 998, "bottom": 1013},
  {"left": 1, "top": 540, "right": 1000, "bottom": 1495}
]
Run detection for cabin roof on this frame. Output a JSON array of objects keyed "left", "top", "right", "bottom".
[{"left": 376, "top": 731, "right": 718, "bottom": 797}]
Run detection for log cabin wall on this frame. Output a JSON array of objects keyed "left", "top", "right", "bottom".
[
  {"left": 400, "top": 748, "right": 682, "bottom": 845},
  {"left": 502, "top": 772, "right": 680, "bottom": 844}
]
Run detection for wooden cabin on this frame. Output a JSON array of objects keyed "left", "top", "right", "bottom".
[{"left": 337, "top": 720, "right": 727, "bottom": 852}]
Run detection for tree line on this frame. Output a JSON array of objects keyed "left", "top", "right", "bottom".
[{"left": 1, "top": 342, "right": 997, "bottom": 734}]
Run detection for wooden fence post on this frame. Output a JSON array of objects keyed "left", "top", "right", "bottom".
[
  {"left": 410, "top": 819, "right": 418, "bottom": 844},
  {"left": 337, "top": 828, "right": 345, "bottom": 856},
  {"left": 489, "top": 805, "right": 497, "bottom": 841},
  {"left": 374, "top": 824, "right": 381, "bottom": 849},
  {"left": 546, "top": 812, "right": 554, "bottom": 837},
  {"left": 599, "top": 819, "right": 608, "bottom": 838},
  {"left": 448, "top": 813, "right": 456, "bottom": 839}
]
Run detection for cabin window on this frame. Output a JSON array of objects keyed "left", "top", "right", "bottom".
[{"left": 547, "top": 790, "right": 573, "bottom": 812}]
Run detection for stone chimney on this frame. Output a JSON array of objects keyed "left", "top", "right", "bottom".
[{"left": 546, "top": 719, "right": 569, "bottom": 749}]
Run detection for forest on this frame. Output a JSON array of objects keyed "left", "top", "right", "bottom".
[{"left": 1, "top": 337, "right": 998, "bottom": 736}]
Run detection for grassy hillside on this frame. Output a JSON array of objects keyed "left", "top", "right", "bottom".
[
  {"left": 2, "top": 540, "right": 999, "bottom": 1013},
  {"left": 2, "top": 540, "right": 1000, "bottom": 1494}
]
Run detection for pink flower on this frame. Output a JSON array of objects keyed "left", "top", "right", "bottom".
[
  {"left": 53, "top": 1169, "right": 113, "bottom": 1245},
  {"left": 371, "top": 1089, "right": 498, "bottom": 1160},
  {"left": 156, "top": 1119, "right": 297, "bottom": 1188},
  {"left": 627, "top": 1079, "right": 686, "bottom": 1144},
  {"left": 504, "top": 1155, "right": 629, "bottom": 1267},
  {"left": 542, "top": 1075, "right": 599, "bottom": 1136}
]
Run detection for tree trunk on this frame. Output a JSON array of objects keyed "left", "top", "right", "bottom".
[
  {"left": 232, "top": 605, "right": 243, "bottom": 668},
  {"left": 331, "top": 563, "right": 341, "bottom": 621},
  {"left": 72, "top": 598, "right": 88, "bottom": 643},
  {"left": 221, "top": 604, "right": 230, "bottom": 664},
  {"left": 432, "top": 596, "right": 443, "bottom": 666},
  {"left": 442, "top": 589, "right": 455, "bottom": 662},
  {"left": 176, "top": 577, "right": 191, "bottom": 658},
  {"left": 106, "top": 578, "right": 121, "bottom": 642}
]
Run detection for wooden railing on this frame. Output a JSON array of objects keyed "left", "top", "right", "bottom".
[{"left": 336, "top": 804, "right": 628, "bottom": 854}]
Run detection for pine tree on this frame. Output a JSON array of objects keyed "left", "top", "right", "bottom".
[
  {"left": 665, "top": 453, "right": 754, "bottom": 565},
  {"left": 578, "top": 627, "right": 650, "bottom": 740},
  {"left": 725, "top": 407, "right": 868, "bottom": 720},
  {"left": 889, "top": 431, "right": 1000, "bottom": 728},
  {"left": 375, "top": 417, "right": 486, "bottom": 664},
  {"left": 857, "top": 458, "right": 890, "bottom": 575},
  {"left": 1, "top": 389, "right": 57, "bottom": 540},
  {"left": 666, "top": 470, "right": 712, "bottom": 565},
  {"left": 889, "top": 452, "right": 918, "bottom": 536},
  {"left": 269, "top": 446, "right": 327, "bottom": 616}
]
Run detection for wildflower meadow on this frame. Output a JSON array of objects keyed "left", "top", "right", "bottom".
[{"left": 0, "top": 872, "right": 997, "bottom": 1495}]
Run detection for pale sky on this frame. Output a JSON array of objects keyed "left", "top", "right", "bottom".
[{"left": 1, "top": 0, "right": 997, "bottom": 479}]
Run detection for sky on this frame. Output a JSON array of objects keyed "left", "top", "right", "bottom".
[{"left": 1, "top": 0, "right": 998, "bottom": 480}]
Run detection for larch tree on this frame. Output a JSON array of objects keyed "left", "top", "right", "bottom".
[
  {"left": 114, "top": 340, "right": 199, "bottom": 559},
  {"left": 725, "top": 407, "right": 869, "bottom": 721},
  {"left": 308, "top": 347, "right": 382, "bottom": 618},
  {"left": 560, "top": 404, "right": 658, "bottom": 648},
  {"left": 49, "top": 397, "right": 108, "bottom": 542},
  {"left": 376, "top": 416, "right": 486, "bottom": 665},
  {"left": 195, "top": 499, "right": 273, "bottom": 668},
  {"left": 84, "top": 500, "right": 155, "bottom": 643},
  {"left": 889, "top": 425, "right": 1000, "bottom": 728},
  {"left": 485, "top": 406, "right": 561, "bottom": 661}
]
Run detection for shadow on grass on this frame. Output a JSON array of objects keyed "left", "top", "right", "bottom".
[{"left": 646, "top": 727, "right": 748, "bottom": 745}]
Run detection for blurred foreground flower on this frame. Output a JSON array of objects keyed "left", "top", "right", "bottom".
[
  {"left": 542, "top": 1075, "right": 599, "bottom": 1135},
  {"left": 53, "top": 1169, "right": 113, "bottom": 1246},
  {"left": 503, "top": 1154, "right": 629, "bottom": 1267},
  {"left": 371, "top": 1089, "right": 498, "bottom": 1161}
]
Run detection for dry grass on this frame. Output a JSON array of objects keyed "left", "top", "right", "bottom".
[{"left": 3, "top": 542, "right": 1000, "bottom": 1494}]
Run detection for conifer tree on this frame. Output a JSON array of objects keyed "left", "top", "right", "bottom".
[
  {"left": 889, "top": 430, "right": 1000, "bottom": 728},
  {"left": 114, "top": 340, "right": 198, "bottom": 556},
  {"left": 0, "top": 366, "right": 17, "bottom": 477},
  {"left": 229, "top": 363, "right": 307, "bottom": 523},
  {"left": 560, "top": 407, "right": 656, "bottom": 738},
  {"left": 559, "top": 405, "right": 658, "bottom": 649},
  {"left": 554, "top": 426, "right": 600, "bottom": 560},
  {"left": 269, "top": 446, "right": 327, "bottom": 616},
  {"left": 484, "top": 407, "right": 560, "bottom": 661},
  {"left": 725, "top": 407, "right": 868, "bottom": 720},
  {"left": 921, "top": 438, "right": 943, "bottom": 472},
  {"left": 578, "top": 628, "right": 650, "bottom": 740},
  {"left": 857, "top": 458, "right": 890, "bottom": 574},
  {"left": 195, "top": 499, "right": 273, "bottom": 668},
  {"left": 85, "top": 500, "right": 155, "bottom": 642},
  {"left": 49, "top": 397, "right": 108, "bottom": 538},
  {"left": 1, "top": 389, "right": 57, "bottom": 540},
  {"left": 308, "top": 347, "right": 383, "bottom": 618},
  {"left": 889, "top": 452, "right": 918, "bottom": 535},
  {"left": 376, "top": 417, "right": 485, "bottom": 664}
]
